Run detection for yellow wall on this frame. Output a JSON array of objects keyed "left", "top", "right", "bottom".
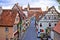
[{"left": 0, "top": 27, "right": 13, "bottom": 40}]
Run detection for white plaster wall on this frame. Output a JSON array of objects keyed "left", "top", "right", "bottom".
[{"left": 23, "top": 11, "right": 28, "bottom": 17}]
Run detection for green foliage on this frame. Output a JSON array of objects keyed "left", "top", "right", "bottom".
[
  {"left": 57, "top": 0, "right": 60, "bottom": 10},
  {"left": 58, "top": 13, "right": 60, "bottom": 17},
  {"left": 57, "top": 0, "right": 60, "bottom": 4},
  {"left": 58, "top": 6, "right": 60, "bottom": 10}
]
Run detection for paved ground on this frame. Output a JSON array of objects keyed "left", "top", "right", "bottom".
[{"left": 22, "top": 19, "right": 40, "bottom": 40}]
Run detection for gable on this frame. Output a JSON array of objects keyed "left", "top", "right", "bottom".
[
  {"left": 46, "top": 7, "right": 58, "bottom": 15},
  {"left": 13, "top": 5, "right": 17, "bottom": 10},
  {"left": 12, "top": 4, "right": 19, "bottom": 12},
  {"left": 47, "top": 6, "right": 59, "bottom": 15},
  {"left": 14, "top": 13, "right": 20, "bottom": 24},
  {"left": 39, "top": 6, "right": 59, "bottom": 21}
]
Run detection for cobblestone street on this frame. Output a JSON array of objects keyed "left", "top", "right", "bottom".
[{"left": 22, "top": 19, "right": 40, "bottom": 40}]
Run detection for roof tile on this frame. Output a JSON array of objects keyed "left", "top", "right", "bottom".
[
  {"left": 53, "top": 21, "right": 60, "bottom": 34},
  {"left": 0, "top": 9, "right": 17, "bottom": 26}
]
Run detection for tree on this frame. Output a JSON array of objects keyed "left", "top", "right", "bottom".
[
  {"left": 57, "top": 0, "right": 60, "bottom": 9},
  {"left": 57, "top": 0, "right": 60, "bottom": 4}
]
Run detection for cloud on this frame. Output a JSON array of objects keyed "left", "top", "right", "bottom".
[{"left": 0, "top": 0, "right": 59, "bottom": 11}]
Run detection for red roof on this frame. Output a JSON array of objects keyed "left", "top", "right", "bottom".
[
  {"left": 0, "top": 9, "right": 17, "bottom": 26},
  {"left": 53, "top": 21, "right": 60, "bottom": 34},
  {"left": 29, "top": 8, "right": 41, "bottom": 10},
  {"left": 24, "top": 8, "right": 41, "bottom": 10}
]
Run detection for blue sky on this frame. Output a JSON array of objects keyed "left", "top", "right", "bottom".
[{"left": 0, "top": 0, "right": 60, "bottom": 11}]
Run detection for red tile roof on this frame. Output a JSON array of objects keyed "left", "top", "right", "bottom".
[
  {"left": 27, "top": 8, "right": 43, "bottom": 19},
  {"left": 53, "top": 21, "right": 60, "bottom": 34},
  {"left": 24, "top": 8, "right": 41, "bottom": 10},
  {"left": 35, "top": 11, "right": 43, "bottom": 21},
  {"left": 29, "top": 8, "right": 41, "bottom": 10},
  {"left": 0, "top": 9, "right": 17, "bottom": 26}
]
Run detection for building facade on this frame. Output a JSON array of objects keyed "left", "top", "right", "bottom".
[
  {"left": 37, "top": 6, "right": 59, "bottom": 39},
  {"left": 53, "top": 21, "right": 60, "bottom": 40},
  {"left": 0, "top": 8, "right": 18, "bottom": 40}
]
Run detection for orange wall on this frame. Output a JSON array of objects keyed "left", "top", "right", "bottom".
[{"left": 0, "top": 27, "right": 13, "bottom": 40}]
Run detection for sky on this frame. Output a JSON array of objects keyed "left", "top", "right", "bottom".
[{"left": 0, "top": 0, "right": 60, "bottom": 11}]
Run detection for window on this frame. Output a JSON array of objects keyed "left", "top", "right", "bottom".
[
  {"left": 55, "top": 24, "right": 56, "bottom": 26},
  {"left": 52, "top": 12, "right": 53, "bottom": 13},
  {"left": 26, "top": 24, "right": 28, "bottom": 26},
  {"left": 5, "top": 27, "right": 9, "bottom": 32},
  {"left": 44, "top": 17, "right": 46, "bottom": 19},
  {"left": 49, "top": 17, "right": 50, "bottom": 19},
  {"left": 54, "top": 17, "right": 56, "bottom": 19},
  {"left": 40, "top": 23, "right": 42, "bottom": 27},
  {"left": 49, "top": 23, "right": 51, "bottom": 27}
]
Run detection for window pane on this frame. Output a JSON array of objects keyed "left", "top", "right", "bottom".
[{"left": 5, "top": 27, "right": 8, "bottom": 32}]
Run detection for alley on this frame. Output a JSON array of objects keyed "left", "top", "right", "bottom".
[{"left": 22, "top": 19, "right": 40, "bottom": 40}]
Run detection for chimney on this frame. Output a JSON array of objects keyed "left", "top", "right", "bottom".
[
  {"left": 46, "top": 6, "right": 48, "bottom": 11},
  {"left": 0, "top": 7, "right": 2, "bottom": 15}
]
